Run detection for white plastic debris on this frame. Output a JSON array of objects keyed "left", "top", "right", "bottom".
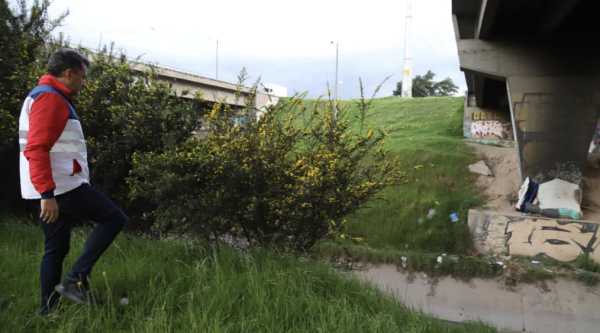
[{"left": 426, "top": 209, "right": 436, "bottom": 219}]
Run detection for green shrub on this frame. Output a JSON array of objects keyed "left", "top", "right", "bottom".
[
  {"left": 576, "top": 253, "right": 600, "bottom": 273},
  {"left": 128, "top": 75, "right": 404, "bottom": 250},
  {"left": 76, "top": 46, "right": 206, "bottom": 228},
  {"left": 575, "top": 271, "right": 599, "bottom": 287}
]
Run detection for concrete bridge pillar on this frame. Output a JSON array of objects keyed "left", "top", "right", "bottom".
[
  {"left": 507, "top": 76, "right": 600, "bottom": 183},
  {"left": 457, "top": 39, "right": 600, "bottom": 184}
]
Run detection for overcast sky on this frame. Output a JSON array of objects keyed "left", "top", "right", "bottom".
[{"left": 16, "top": 0, "right": 466, "bottom": 99}]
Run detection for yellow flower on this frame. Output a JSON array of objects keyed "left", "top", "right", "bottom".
[
  {"left": 103, "top": 271, "right": 107, "bottom": 277},
  {"left": 413, "top": 165, "right": 424, "bottom": 170},
  {"left": 77, "top": 281, "right": 83, "bottom": 287}
]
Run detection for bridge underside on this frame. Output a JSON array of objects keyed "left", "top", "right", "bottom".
[{"left": 453, "top": 0, "right": 600, "bottom": 184}]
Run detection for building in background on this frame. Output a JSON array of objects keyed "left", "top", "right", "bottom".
[{"left": 264, "top": 84, "right": 288, "bottom": 98}]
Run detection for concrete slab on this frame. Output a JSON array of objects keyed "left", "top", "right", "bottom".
[
  {"left": 356, "top": 264, "right": 600, "bottom": 333},
  {"left": 469, "top": 160, "right": 493, "bottom": 176},
  {"left": 468, "top": 209, "right": 600, "bottom": 263}
]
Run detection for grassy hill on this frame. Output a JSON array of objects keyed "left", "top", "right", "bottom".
[
  {"left": 331, "top": 96, "right": 484, "bottom": 255},
  {"left": 0, "top": 96, "right": 498, "bottom": 332}
]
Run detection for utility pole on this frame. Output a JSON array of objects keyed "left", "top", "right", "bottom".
[
  {"left": 401, "top": 0, "right": 413, "bottom": 98},
  {"left": 216, "top": 39, "right": 219, "bottom": 80},
  {"left": 330, "top": 41, "right": 339, "bottom": 119},
  {"left": 334, "top": 42, "right": 339, "bottom": 119}
]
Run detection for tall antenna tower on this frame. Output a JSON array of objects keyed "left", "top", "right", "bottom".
[{"left": 401, "top": 0, "right": 413, "bottom": 98}]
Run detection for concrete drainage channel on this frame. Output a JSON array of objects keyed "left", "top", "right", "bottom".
[{"left": 355, "top": 264, "right": 600, "bottom": 333}]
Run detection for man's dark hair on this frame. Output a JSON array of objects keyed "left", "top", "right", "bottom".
[{"left": 47, "top": 48, "right": 91, "bottom": 77}]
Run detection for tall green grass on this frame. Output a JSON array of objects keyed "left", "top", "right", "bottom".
[
  {"left": 0, "top": 217, "right": 496, "bottom": 332},
  {"left": 332, "top": 96, "right": 483, "bottom": 254}
]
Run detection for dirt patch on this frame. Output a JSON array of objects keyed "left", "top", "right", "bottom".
[
  {"left": 467, "top": 142, "right": 600, "bottom": 221},
  {"left": 466, "top": 143, "right": 521, "bottom": 215}
]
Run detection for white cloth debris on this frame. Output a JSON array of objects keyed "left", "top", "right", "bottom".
[{"left": 538, "top": 178, "right": 581, "bottom": 213}]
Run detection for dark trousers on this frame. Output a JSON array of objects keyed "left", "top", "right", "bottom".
[{"left": 39, "top": 184, "right": 127, "bottom": 309}]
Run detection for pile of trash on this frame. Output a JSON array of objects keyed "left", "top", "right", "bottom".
[{"left": 513, "top": 177, "right": 582, "bottom": 220}]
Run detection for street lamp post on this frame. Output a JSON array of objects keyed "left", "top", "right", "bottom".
[
  {"left": 331, "top": 41, "right": 339, "bottom": 119},
  {"left": 401, "top": 0, "right": 413, "bottom": 98},
  {"left": 208, "top": 38, "right": 219, "bottom": 80},
  {"left": 215, "top": 39, "right": 219, "bottom": 80}
]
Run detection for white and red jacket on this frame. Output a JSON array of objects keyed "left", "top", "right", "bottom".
[{"left": 19, "top": 75, "right": 89, "bottom": 199}]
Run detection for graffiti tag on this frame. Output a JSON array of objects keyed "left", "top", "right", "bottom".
[
  {"left": 506, "top": 219, "right": 600, "bottom": 262},
  {"left": 470, "top": 121, "right": 503, "bottom": 139},
  {"left": 471, "top": 212, "right": 600, "bottom": 262}
]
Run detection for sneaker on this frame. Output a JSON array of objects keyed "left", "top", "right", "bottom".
[{"left": 55, "top": 281, "right": 102, "bottom": 307}]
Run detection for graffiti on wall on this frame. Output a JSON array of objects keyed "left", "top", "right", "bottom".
[
  {"left": 470, "top": 121, "right": 503, "bottom": 139},
  {"left": 532, "top": 161, "right": 583, "bottom": 185},
  {"left": 472, "top": 111, "right": 501, "bottom": 121},
  {"left": 470, "top": 213, "right": 600, "bottom": 262}
]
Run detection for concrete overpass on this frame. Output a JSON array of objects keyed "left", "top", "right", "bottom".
[
  {"left": 86, "top": 52, "right": 279, "bottom": 109},
  {"left": 129, "top": 62, "right": 279, "bottom": 112},
  {"left": 130, "top": 63, "right": 278, "bottom": 111},
  {"left": 453, "top": 0, "right": 600, "bottom": 184}
]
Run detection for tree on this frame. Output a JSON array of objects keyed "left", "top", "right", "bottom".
[
  {"left": 393, "top": 70, "right": 458, "bottom": 97},
  {"left": 0, "top": 1, "right": 204, "bottom": 219},
  {"left": 0, "top": 0, "right": 67, "bottom": 211}
]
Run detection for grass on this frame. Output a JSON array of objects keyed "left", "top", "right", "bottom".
[
  {"left": 0, "top": 216, "right": 497, "bottom": 333},
  {"left": 575, "top": 271, "right": 599, "bottom": 287},
  {"left": 283, "top": 95, "right": 495, "bottom": 280},
  {"left": 540, "top": 257, "right": 574, "bottom": 271},
  {"left": 573, "top": 254, "right": 600, "bottom": 287},
  {"left": 314, "top": 242, "right": 498, "bottom": 282},
  {"left": 576, "top": 254, "right": 600, "bottom": 273},
  {"left": 517, "top": 268, "right": 555, "bottom": 292},
  {"left": 336, "top": 96, "right": 483, "bottom": 255},
  {"left": 518, "top": 268, "right": 554, "bottom": 284}
]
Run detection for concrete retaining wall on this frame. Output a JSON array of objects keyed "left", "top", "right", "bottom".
[{"left": 468, "top": 209, "right": 600, "bottom": 262}]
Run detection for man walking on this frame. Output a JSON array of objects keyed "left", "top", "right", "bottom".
[{"left": 19, "top": 48, "right": 127, "bottom": 314}]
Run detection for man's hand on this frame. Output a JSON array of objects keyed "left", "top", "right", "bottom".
[{"left": 40, "top": 198, "right": 59, "bottom": 223}]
